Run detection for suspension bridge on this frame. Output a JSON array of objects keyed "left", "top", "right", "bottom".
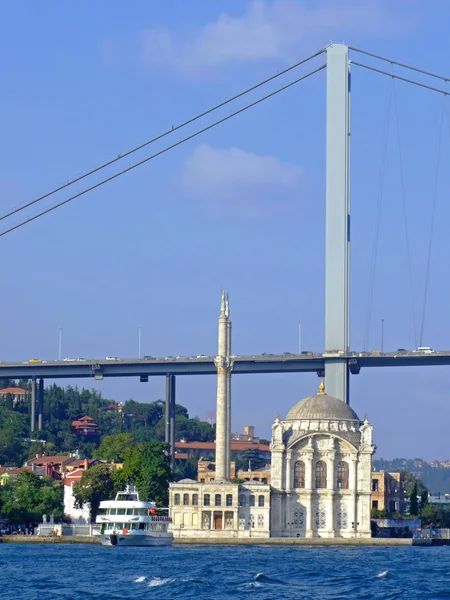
[{"left": 1, "top": 44, "right": 449, "bottom": 434}]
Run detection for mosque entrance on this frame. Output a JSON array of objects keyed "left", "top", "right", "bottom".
[{"left": 213, "top": 512, "right": 223, "bottom": 530}]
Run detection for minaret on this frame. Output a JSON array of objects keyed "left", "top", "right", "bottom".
[
  {"left": 214, "top": 289, "right": 229, "bottom": 481},
  {"left": 225, "top": 293, "right": 232, "bottom": 479}
]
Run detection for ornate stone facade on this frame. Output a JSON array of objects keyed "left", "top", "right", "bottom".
[{"left": 270, "top": 383, "right": 375, "bottom": 538}]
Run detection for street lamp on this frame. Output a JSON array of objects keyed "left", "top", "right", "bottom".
[
  {"left": 58, "top": 328, "right": 62, "bottom": 361},
  {"left": 298, "top": 321, "right": 302, "bottom": 355}
]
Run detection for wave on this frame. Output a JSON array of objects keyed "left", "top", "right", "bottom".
[
  {"left": 148, "top": 577, "right": 174, "bottom": 588},
  {"left": 376, "top": 570, "right": 389, "bottom": 578},
  {"left": 133, "top": 576, "right": 146, "bottom": 583},
  {"left": 254, "top": 572, "right": 285, "bottom": 584}
]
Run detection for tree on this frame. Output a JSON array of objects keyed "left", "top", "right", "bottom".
[
  {"left": 116, "top": 441, "right": 173, "bottom": 505},
  {"left": 0, "top": 471, "right": 63, "bottom": 524},
  {"left": 409, "top": 482, "right": 419, "bottom": 516},
  {"left": 73, "top": 464, "right": 115, "bottom": 520},
  {"left": 235, "top": 448, "right": 267, "bottom": 472},
  {"left": 94, "top": 433, "right": 136, "bottom": 462}
]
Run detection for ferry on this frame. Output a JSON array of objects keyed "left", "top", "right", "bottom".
[{"left": 95, "top": 486, "right": 173, "bottom": 546}]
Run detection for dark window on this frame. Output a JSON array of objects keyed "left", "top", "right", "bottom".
[
  {"left": 337, "top": 461, "right": 349, "bottom": 490},
  {"left": 258, "top": 495, "right": 264, "bottom": 507},
  {"left": 372, "top": 479, "right": 379, "bottom": 492},
  {"left": 372, "top": 500, "right": 379, "bottom": 509},
  {"left": 389, "top": 500, "right": 397, "bottom": 513},
  {"left": 262, "top": 478, "right": 268, "bottom": 484},
  {"left": 215, "top": 494, "right": 222, "bottom": 507},
  {"left": 249, "top": 495, "right": 255, "bottom": 507},
  {"left": 226, "top": 494, "right": 233, "bottom": 507},
  {"left": 294, "top": 460, "right": 305, "bottom": 488},
  {"left": 174, "top": 493, "right": 180, "bottom": 505},
  {"left": 204, "top": 494, "right": 210, "bottom": 506},
  {"left": 239, "top": 494, "right": 246, "bottom": 507},
  {"left": 183, "top": 493, "right": 189, "bottom": 506},
  {"left": 192, "top": 494, "right": 198, "bottom": 506},
  {"left": 315, "top": 461, "right": 327, "bottom": 489}
]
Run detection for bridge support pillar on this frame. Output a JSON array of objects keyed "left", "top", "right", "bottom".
[
  {"left": 38, "top": 378, "right": 44, "bottom": 431},
  {"left": 325, "top": 43, "right": 350, "bottom": 403},
  {"left": 30, "top": 377, "right": 36, "bottom": 432},
  {"left": 165, "top": 375, "right": 176, "bottom": 468}
]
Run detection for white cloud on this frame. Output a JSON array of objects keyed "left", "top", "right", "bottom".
[
  {"left": 141, "top": 0, "right": 416, "bottom": 74},
  {"left": 181, "top": 144, "right": 302, "bottom": 218}
]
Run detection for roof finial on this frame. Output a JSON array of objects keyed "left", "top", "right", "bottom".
[
  {"left": 221, "top": 288, "right": 226, "bottom": 314},
  {"left": 318, "top": 380, "right": 325, "bottom": 395}
]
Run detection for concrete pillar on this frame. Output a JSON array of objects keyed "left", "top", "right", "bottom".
[
  {"left": 325, "top": 44, "right": 351, "bottom": 403},
  {"left": 169, "top": 375, "right": 176, "bottom": 468},
  {"left": 38, "top": 378, "right": 44, "bottom": 431},
  {"left": 30, "top": 378, "right": 36, "bottom": 432},
  {"left": 214, "top": 290, "right": 229, "bottom": 481},
  {"left": 165, "top": 375, "right": 170, "bottom": 446}
]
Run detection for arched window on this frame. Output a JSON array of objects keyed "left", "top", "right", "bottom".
[
  {"left": 337, "top": 461, "right": 349, "bottom": 489},
  {"left": 249, "top": 495, "right": 255, "bottom": 507},
  {"left": 226, "top": 494, "right": 233, "bottom": 507},
  {"left": 192, "top": 494, "right": 198, "bottom": 506},
  {"left": 315, "top": 461, "right": 327, "bottom": 489},
  {"left": 294, "top": 460, "right": 305, "bottom": 488},
  {"left": 215, "top": 494, "right": 222, "bottom": 506},
  {"left": 174, "top": 493, "right": 180, "bottom": 505},
  {"left": 204, "top": 494, "right": 210, "bottom": 506},
  {"left": 258, "top": 495, "right": 265, "bottom": 507},
  {"left": 183, "top": 493, "right": 189, "bottom": 506}
]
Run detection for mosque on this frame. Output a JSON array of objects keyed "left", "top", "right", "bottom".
[{"left": 168, "top": 293, "right": 375, "bottom": 538}]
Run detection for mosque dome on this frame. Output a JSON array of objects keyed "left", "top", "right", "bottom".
[{"left": 285, "top": 381, "right": 360, "bottom": 421}]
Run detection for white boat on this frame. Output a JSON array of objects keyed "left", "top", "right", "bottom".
[{"left": 95, "top": 485, "right": 173, "bottom": 546}]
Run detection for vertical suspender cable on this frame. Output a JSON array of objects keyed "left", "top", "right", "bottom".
[
  {"left": 363, "top": 79, "right": 393, "bottom": 351},
  {"left": 419, "top": 94, "right": 445, "bottom": 347},
  {"left": 392, "top": 79, "right": 418, "bottom": 350}
]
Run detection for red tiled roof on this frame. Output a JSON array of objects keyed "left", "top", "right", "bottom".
[
  {"left": 0, "top": 466, "right": 27, "bottom": 476},
  {"left": 64, "top": 468, "right": 85, "bottom": 486},
  {"left": 76, "top": 416, "right": 95, "bottom": 422},
  {"left": 0, "top": 387, "right": 28, "bottom": 395},
  {"left": 175, "top": 441, "right": 270, "bottom": 452}
]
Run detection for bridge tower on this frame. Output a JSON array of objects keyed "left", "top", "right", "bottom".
[{"left": 325, "top": 44, "right": 350, "bottom": 403}]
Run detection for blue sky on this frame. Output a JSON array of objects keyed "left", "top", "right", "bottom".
[{"left": 1, "top": 0, "right": 450, "bottom": 460}]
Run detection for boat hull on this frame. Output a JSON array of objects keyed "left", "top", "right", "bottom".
[{"left": 97, "top": 533, "right": 173, "bottom": 547}]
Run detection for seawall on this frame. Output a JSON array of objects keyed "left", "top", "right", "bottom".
[
  {"left": 0, "top": 536, "right": 99, "bottom": 544},
  {"left": 173, "top": 537, "right": 413, "bottom": 546}
]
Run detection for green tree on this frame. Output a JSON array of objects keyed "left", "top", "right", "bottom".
[
  {"left": 409, "top": 482, "right": 419, "bottom": 516},
  {"left": 0, "top": 471, "right": 63, "bottom": 524},
  {"left": 73, "top": 463, "right": 115, "bottom": 520},
  {"left": 116, "top": 441, "right": 173, "bottom": 505},
  {"left": 235, "top": 448, "right": 267, "bottom": 472},
  {"left": 94, "top": 433, "right": 136, "bottom": 462}
]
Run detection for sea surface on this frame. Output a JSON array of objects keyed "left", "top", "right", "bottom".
[{"left": 1, "top": 543, "right": 449, "bottom": 600}]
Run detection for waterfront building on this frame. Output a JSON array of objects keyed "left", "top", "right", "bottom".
[
  {"left": 371, "top": 471, "right": 406, "bottom": 515},
  {"left": 169, "top": 292, "right": 376, "bottom": 539}
]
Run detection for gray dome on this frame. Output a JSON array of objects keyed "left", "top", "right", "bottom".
[{"left": 286, "top": 388, "right": 360, "bottom": 422}]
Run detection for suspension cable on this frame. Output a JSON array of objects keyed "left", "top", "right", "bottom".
[
  {"left": 349, "top": 47, "right": 450, "bottom": 84},
  {"left": 352, "top": 62, "right": 450, "bottom": 96},
  {"left": 363, "top": 78, "right": 393, "bottom": 351},
  {"left": 419, "top": 94, "right": 446, "bottom": 346},
  {"left": 0, "top": 64, "right": 326, "bottom": 238},
  {"left": 392, "top": 79, "right": 418, "bottom": 349},
  {"left": 0, "top": 48, "right": 325, "bottom": 224}
]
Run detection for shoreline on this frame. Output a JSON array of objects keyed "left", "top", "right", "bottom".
[{"left": 0, "top": 535, "right": 420, "bottom": 546}]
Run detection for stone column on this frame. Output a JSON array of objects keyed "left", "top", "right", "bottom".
[
  {"left": 304, "top": 451, "right": 314, "bottom": 538},
  {"left": 285, "top": 451, "right": 292, "bottom": 492},
  {"left": 327, "top": 454, "right": 336, "bottom": 536},
  {"left": 349, "top": 456, "right": 357, "bottom": 536},
  {"left": 214, "top": 290, "right": 229, "bottom": 481},
  {"left": 225, "top": 296, "right": 232, "bottom": 478}
]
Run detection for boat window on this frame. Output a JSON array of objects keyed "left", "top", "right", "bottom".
[
  {"left": 174, "top": 493, "right": 180, "bottom": 505},
  {"left": 109, "top": 508, "right": 117, "bottom": 515},
  {"left": 126, "top": 508, "right": 133, "bottom": 515},
  {"left": 192, "top": 494, "right": 198, "bottom": 506},
  {"left": 117, "top": 508, "right": 126, "bottom": 515},
  {"left": 140, "top": 509, "right": 148, "bottom": 516},
  {"left": 139, "top": 523, "right": 145, "bottom": 530}
]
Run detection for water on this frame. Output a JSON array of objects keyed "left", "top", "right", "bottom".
[{"left": 0, "top": 543, "right": 449, "bottom": 599}]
